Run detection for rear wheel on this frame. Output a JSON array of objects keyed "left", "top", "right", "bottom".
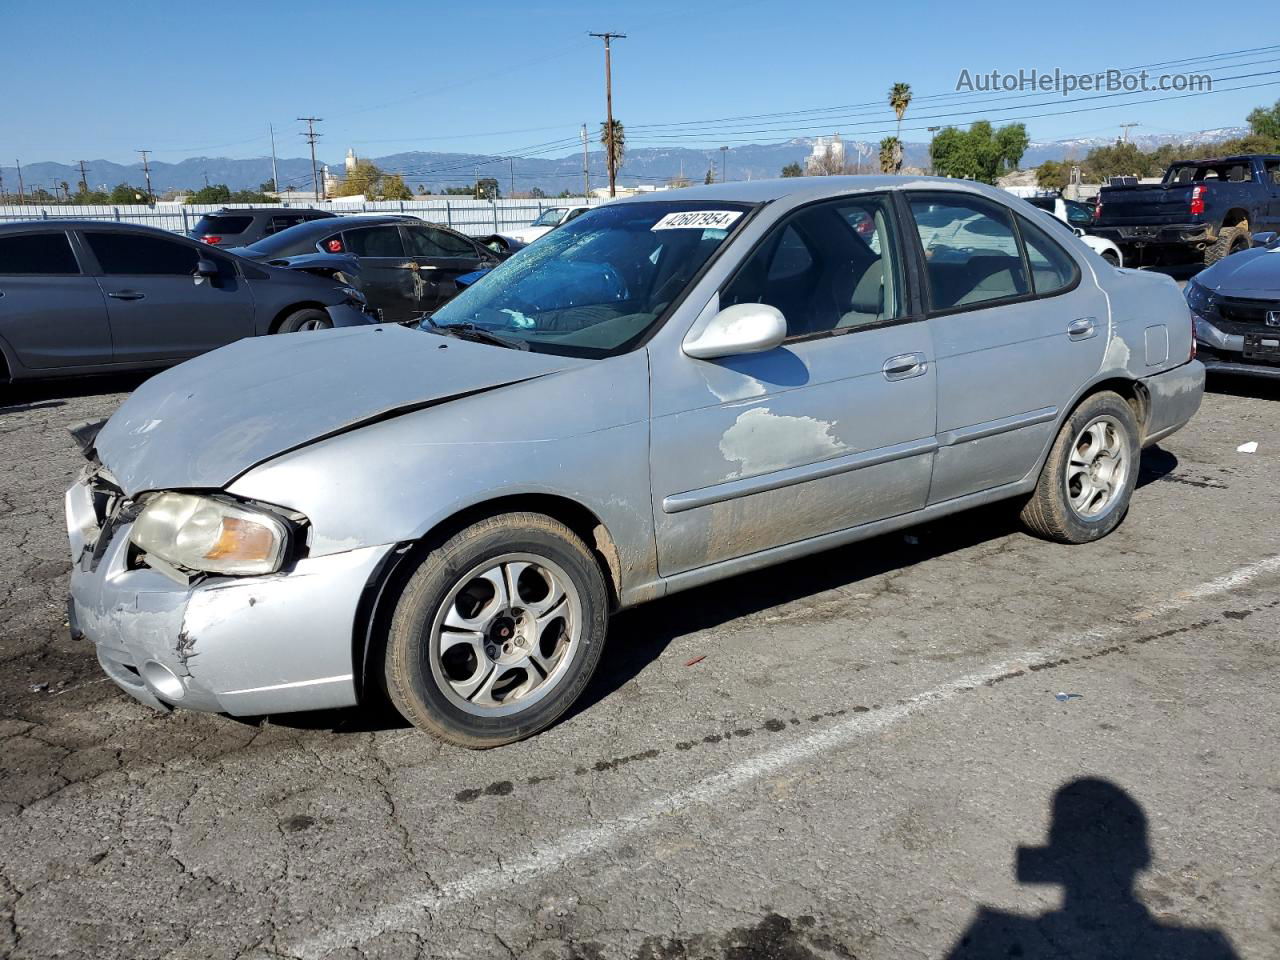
[
  {"left": 1205, "top": 225, "right": 1250, "bottom": 266},
  {"left": 1100, "top": 249, "right": 1120, "bottom": 267},
  {"left": 384, "top": 512, "right": 609, "bottom": 748},
  {"left": 275, "top": 307, "right": 332, "bottom": 333},
  {"left": 1020, "top": 391, "right": 1140, "bottom": 544}
]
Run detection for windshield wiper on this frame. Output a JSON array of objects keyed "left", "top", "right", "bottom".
[{"left": 424, "top": 318, "right": 528, "bottom": 351}]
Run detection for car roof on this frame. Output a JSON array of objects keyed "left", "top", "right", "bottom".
[
  {"left": 1171, "top": 155, "right": 1280, "bottom": 165},
  {"left": 202, "top": 207, "right": 334, "bottom": 217},
  {"left": 0, "top": 219, "right": 192, "bottom": 236},
  {"left": 610, "top": 175, "right": 1023, "bottom": 207}
]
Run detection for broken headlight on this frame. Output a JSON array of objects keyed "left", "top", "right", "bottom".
[{"left": 129, "top": 493, "right": 290, "bottom": 576}]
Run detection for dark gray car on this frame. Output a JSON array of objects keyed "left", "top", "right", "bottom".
[
  {"left": 1186, "top": 232, "right": 1280, "bottom": 378},
  {"left": 0, "top": 221, "right": 372, "bottom": 382},
  {"left": 189, "top": 207, "right": 335, "bottom": 248}
]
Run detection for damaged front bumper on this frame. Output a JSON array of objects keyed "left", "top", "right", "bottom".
[{"left": 65, "top": 468, "right": 393, "bottom": 716}]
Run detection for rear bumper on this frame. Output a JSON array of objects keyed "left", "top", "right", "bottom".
[
  {"left": 1093, "top": 223, "right": 1213, "bottom": 247},
  {"left": 1141, "top": 359, "right": 1205, "bottom": 447},
  {"left": 66, "top": 493, "right": 393, "bottom": 715}
]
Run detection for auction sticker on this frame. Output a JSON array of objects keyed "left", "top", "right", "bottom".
[{"left": 651, "top": 210, "right": 742, "bottom": 231}]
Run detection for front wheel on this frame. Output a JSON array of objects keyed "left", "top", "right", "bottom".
[
  {"left": 1100, "top": 249, "right": 1120, "bottom": 267},
  {"left": 276, "top": 307, "right": 332, "bottom": 333},
  {"left": 1020, "top": 391, "right": 1140, "bottom": 544},
  {"left": 384, "top": 513, "right": 609, "bottom": 748}
]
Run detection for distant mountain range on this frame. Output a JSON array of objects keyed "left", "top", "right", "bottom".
[{"left": 0, "top": 127, "right": 1251, "bottom": 198}]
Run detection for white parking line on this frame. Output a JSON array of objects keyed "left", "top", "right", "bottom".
[{"left": 293, "top": 553, "right": 1280, "bottom": 958}]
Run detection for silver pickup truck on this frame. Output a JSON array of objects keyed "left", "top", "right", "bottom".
[{"left": 66, "top": 176, "right": 1205, "bottom": 748}]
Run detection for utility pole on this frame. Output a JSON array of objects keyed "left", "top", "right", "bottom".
[
  {"left": 509, "top": 158, "right": 515, "bottom": 198},
  {"left": 1119, "top": 123, "right": 1139, "bottom": 143},
  {"left": 581, "top": 123, "right": 590, "bottom": 200},
  {"left": 77, "top": 160, "right": 90, "bottom": 196},
  {"left": 269, "top": 123, "right": 280, "bottom": 196},
  {"left": 16, "top": 158, "right": 26, "bottom": 203},
  {"left": 299, "top": 117, "right": 324, "bottom": 200},
  {"left": 137, "top": 149, "right": 153, "bottom": 203},
  {"left": 588, "top": 32, "right": 625, "bottom": 198},
  {"left": 926, "top": 126, "right": 940, "bottom": 175},
  {"left": 720, "top": 145, "right": 729, "bottom": 183}
]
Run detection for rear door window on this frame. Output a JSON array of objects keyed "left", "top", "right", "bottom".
[
  {"left": 908, "top": 195, "right": 1029, "bottom": 311},
  {"left": 344, "top": 226, "right": 406, "bottom": 258},
  {"left": 0, "top": 232, "right": 80, "bottom": 274},
  {"left": 84, "top": 232, "right": 203, "bottom": 275},
  {"left": 1017, "top": 215, "right": 1078, "bottom": 296}
]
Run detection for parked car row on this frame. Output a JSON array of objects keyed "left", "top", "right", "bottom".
[{"left": 63, "top": 176, "right": 1207, "bottom": 749}]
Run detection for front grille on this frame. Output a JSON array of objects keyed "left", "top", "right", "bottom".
[{"left": 1213, "top": 297, "right": 1280, "bottom": 336}]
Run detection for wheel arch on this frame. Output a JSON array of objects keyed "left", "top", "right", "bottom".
[
  {"left": 1222, "top": 208, "right": 1250, "bottom": 230},
  {"left": 268, "top": 301, "right": 330, "bottom": 334},
  {"left": 350, "top": 493, "right": 623, "bottom": 705}
]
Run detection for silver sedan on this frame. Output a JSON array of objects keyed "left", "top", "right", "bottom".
[{"left": 66, "top": 176, "right": 1205, "bottom": 747}]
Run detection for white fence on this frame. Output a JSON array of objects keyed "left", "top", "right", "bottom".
[{"left": 0, "top": 197, "right": 599, "bottom": 238}]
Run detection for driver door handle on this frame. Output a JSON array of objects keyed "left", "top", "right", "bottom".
[
  {"left": 107, "top": 291, "right": 145, "bottom": 301},
  {"left": 882, "top": 352, "right": 928, "bottom": 381}
]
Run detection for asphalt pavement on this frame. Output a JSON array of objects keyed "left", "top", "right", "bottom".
[{"left": 2, "top": 369, "right": 1278, "bottom": 960}]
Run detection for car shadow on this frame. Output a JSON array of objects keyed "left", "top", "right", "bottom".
[
  {"left": 1, "top": 371, "right": 155, "bottom": 407},
  {"left": 259, "top": 447, "right": 1180, "bottom": 737},
  {"left": 1205, "top": 372, "right": 1280, "bottom": 402},
  {"left": 947, "top": 777, "right": 1240, "bottom": 958}
]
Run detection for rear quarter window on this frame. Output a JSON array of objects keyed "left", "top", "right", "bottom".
[{"left": 0, "top": 232, "right": 80, "bottom": 274}]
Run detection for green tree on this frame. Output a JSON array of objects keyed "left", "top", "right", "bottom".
[
  {"left": 1246, "top": 99, "right": 1280, "bottom": 140},
  {"left": 1078, "top": 141, "right": 1152, "bottom": 182},
  {"left": 879, "top": 136, "right": 902, "bottom": 174},
  {"left": 108, "top": 183, "right": 148, "bottom": 204},
  {"left": 380, "top": 174, "right": 412, "bottom": 200},
  {"left": 228, "top": 189, "right": 279, "bottom": 204},
  {"left": 75, "top": 188, "right": 110, "bottom": 204},
  {"left": 260, "top": 178, "right": 276, "bottom": 193},
  {"left": 780, "top": 162, "right": 804, "bottom": 178},
  {"left": 529, "top": 186, "right": 547, "bottom": 198},
  {"left": 1036, "top": 160, "right": 1071, "bottom": 191},
  {"left": 332, "top": 160, "right": 381, "bottom": 198},
  {"left": 704, "top": 168, "right": 714, "bottom": 185},
  {"left": 600, "top": 119, "right": 625, "bottom": 178},
  {"left": 888, "top": 82, "right": 912, "bottom": 147},
  {"left": 474, "top": 178, "right": 500, "bottom": 200},
  {"left": 929, "top": 121, "right": 1029, "bottom": 184},
  {"left": 186, "top": 184, "right": 233, "bottom": 204}
]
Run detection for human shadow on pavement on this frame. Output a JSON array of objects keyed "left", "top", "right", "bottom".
[{"left": 947, "top": 778, "right": 1240, "bottom": 959}]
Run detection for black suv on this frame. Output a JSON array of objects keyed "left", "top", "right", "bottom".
[{"left": 189, "top": 207, "right": 336, "bottom": 247}]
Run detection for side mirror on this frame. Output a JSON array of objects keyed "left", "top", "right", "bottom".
[
  {"left": 1072, "top": 226, "right": 1086, "bottom": 237},
  {"left": 683, "top": 303, "right": 787, "bottom": 360},
  {"left": 195, "top": 258, "right": 218, "bottom": 277}
]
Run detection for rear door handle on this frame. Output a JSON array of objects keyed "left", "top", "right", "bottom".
[
  {"left": 1067, "top": 317, "right": 1097, "bottom": 340},
  {"left": 882, "top": 352, "right": 928, "bottom": 381},
  {"left": 107, "top": 291, "right": 145, "bottom": 301}
]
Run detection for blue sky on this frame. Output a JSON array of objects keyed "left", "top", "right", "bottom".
[{"left": 3, "top": 0, "right": 1276, "bottom": 166}]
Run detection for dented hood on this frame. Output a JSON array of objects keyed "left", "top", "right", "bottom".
[
  {"left": 1196, "top": 245, "right": 1280, "bottom": 299},
  {"left": 95, "top": 324, "right": 585, "bottom": 494}
]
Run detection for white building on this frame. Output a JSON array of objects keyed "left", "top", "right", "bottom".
[{"left": 808, "top": 134, "right": 845, "bottom": 172}]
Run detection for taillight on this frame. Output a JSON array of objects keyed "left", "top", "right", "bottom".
[
  {"left": 325, "top": 238, "right": 343, "bottom": 253},
  {"left": 202, "top": 235, "right": 221, "bottom": 245},
  {"left": 1190, "top": 184, "right": 1206, "bottom": 216},
  {"left": 1094, "top": 196, "right": 1102, "bottom": 220}
]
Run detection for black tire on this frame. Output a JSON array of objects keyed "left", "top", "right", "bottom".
[
  {"left": 275, "top": 307, "right": 332, "bottom": 333},
  {"left": 1101, "top": 249, "right": 1120, "bottom": 267},
  {"left": 384, "top": 512, "right": 609, "bottom": 748},
  {"left": 1204, "top": 225, "right": 1250, "bottom": 266},
  {"left": 1020, "top": 391, "right": 1140, "bottom": 544}
]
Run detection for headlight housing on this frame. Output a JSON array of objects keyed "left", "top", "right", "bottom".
[
  {"left": 338, "top": 285, "right": 367, "bottom": 305},
  {"left": 129, "top": 493, "right": 291, "bottom": 575},
  {"left": 1184, "top": 280, "right": 1213, "bottom": 318}
]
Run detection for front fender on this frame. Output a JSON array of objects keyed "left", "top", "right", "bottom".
[{"left": 226, "top": 351, "right": 659, "bottom": 604}]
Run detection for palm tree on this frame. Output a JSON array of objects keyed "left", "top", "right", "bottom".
[
  {"left": 888, "top": 82, "right": 912, "bottom": 143},
  {"left": 879, "top": 137, "right": 902, "bottom": 174},
  {"left": 600, "top": 119, "right": 625, "bottom": 183}
]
